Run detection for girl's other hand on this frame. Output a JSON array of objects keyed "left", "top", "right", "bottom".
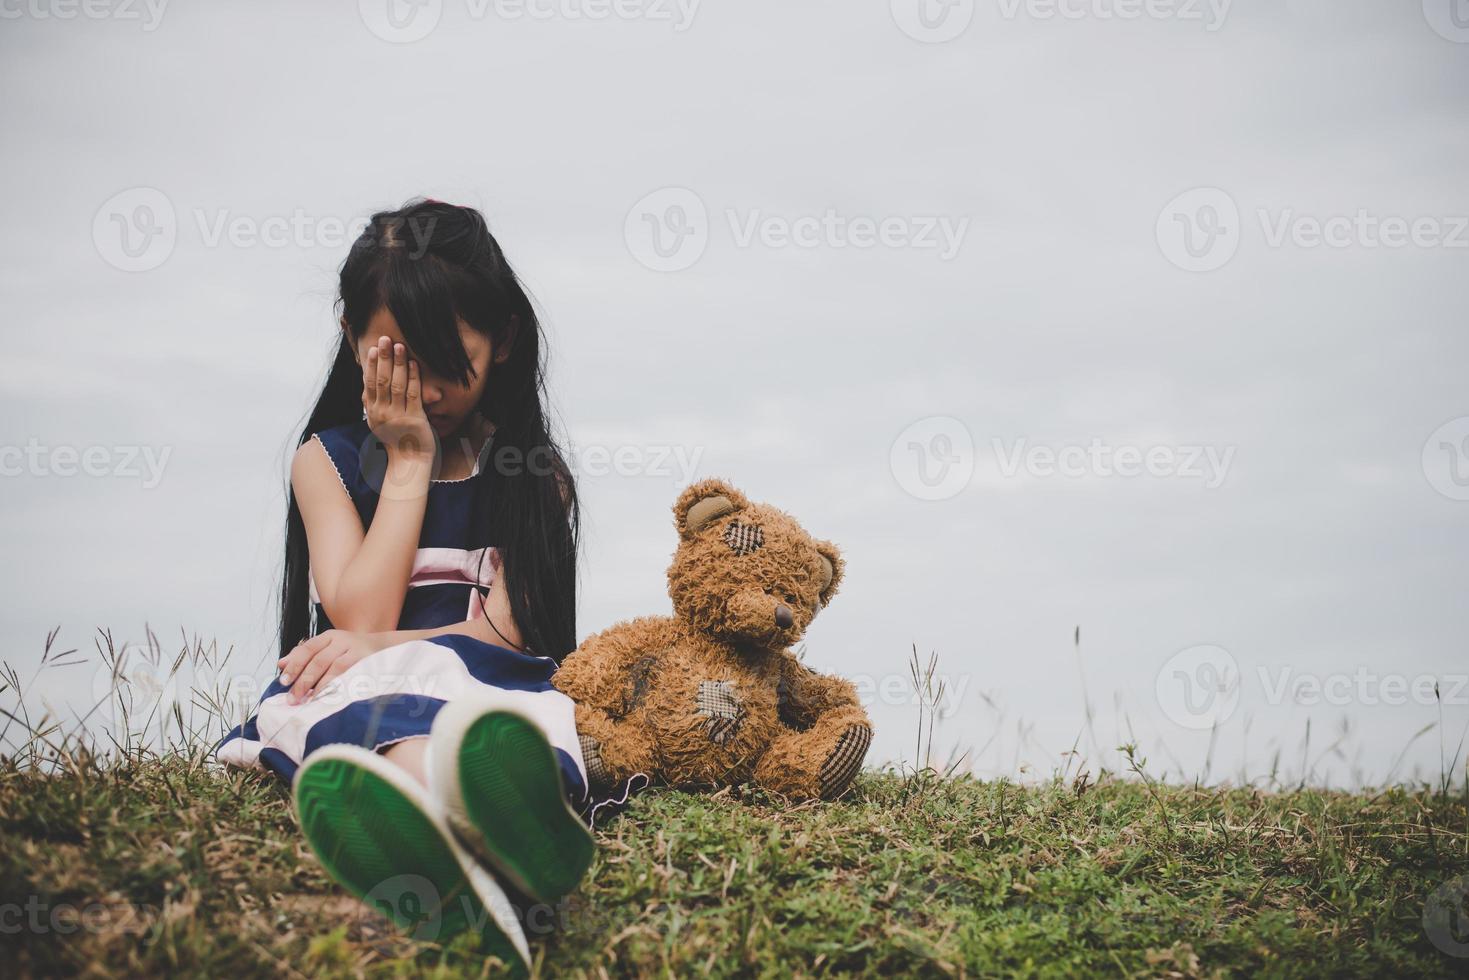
[
  {"left": 364, "top": 336, "right": 434, "bottom": 463},
  {"left": 277, "top": 629, "right": 388, "bottom": 705}
]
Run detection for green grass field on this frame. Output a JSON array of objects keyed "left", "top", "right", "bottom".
[
  {"left": 4, "top": 634, "right": 1468, "bottom": 976},
  {"left": 4, "top": 749, "right": 1468, "bottom": 978}
]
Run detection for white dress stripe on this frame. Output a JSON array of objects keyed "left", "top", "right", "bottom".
[{"left": 219, "top": 639, "right": 586, "bottom": 790}]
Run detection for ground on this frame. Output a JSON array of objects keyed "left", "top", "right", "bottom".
[{"left": 3, "top": 753, "right": 1467, "bottom": 978}]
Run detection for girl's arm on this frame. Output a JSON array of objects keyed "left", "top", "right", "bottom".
[
  {"left": 293, "top": 439, "right": 431, "bottom": 633},
  {"left": 277, "top": 561, "right": 525, "bottom": 704},
  {"left": 294, "top": 340, "right": 435, "bottom": 634}
]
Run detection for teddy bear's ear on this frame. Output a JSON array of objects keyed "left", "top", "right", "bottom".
[
  {"left": 674, "top": 478, "right": 750, "bottom": 539},
  {"left": 814, "top": 539, "right": 844, "bottom": 606}
]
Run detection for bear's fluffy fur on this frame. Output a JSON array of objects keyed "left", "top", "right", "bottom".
[{"left": 552, "top": 478, "right": 873, "bottom": 801}]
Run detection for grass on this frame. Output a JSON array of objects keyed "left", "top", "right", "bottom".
[{"left": 3, "top": 631, "right": 1469, "bottom": 977}]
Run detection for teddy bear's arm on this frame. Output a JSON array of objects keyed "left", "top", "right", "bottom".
[
  {"left": 554, "top": 617, "right": 675, "bottom": 792},
  {"left": 750, "top": 655, "right": 872, "bottom": 800},
  {"left": 552, "top": 615, "right": 672, "bottom": 715},
  {"left": 754, "top": 700, "right": 872, "bottom": 801},
  {"left": 775, "top": 654, "right": 865, "bottom": 730}
]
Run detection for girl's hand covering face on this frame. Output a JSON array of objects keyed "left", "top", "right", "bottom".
[
  {"left": 277, "top": 629, "right": 389, "bottom": 706},
  {"left": 363, "top": 335, "right": 434, "bottom": 461}
]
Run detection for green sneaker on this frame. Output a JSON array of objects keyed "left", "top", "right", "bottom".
[
  {"left": 293, "top": 743, "right": 530, "bottom": 973},
  {"left": 430, "top": 702, "right": 595, "bottom": 904}
]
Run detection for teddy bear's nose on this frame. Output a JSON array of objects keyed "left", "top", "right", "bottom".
[{"left": 774, "top": 604, "right": 794, "bottom": 629}]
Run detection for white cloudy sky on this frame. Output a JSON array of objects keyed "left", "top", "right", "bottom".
[{"left": 2, "top": 0, "right": 1467, "bottom": 787}]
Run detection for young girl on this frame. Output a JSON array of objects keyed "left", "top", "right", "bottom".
[{"left": 217, "top": 199, "right": 635, "bottom": 969}]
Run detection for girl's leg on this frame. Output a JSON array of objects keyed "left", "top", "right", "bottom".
[
  {"left": 291, "top": 743, "right": 531, "bottom": 968},
  {"left": 382, "top": 736, "right": 429, "bottom": 786},
  {"left": 429, "top": 703, "right": 593, "bottom": 903}
]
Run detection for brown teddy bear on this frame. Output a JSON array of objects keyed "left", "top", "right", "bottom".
[{"left": 552, "top": 478, "right": 873, "bottom": 802}]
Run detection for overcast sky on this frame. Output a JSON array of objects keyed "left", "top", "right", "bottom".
[{"left": 2, "top": 0, "right": 1466, "bottom": 787}]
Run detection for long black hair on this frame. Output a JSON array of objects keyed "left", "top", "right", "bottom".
[{"left": 278, "top": 198, "right": 579, "bottom": 662}]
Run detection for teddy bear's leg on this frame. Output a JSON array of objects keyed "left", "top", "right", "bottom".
[
  {"left": 752, "top": 704, "right": 872, "bottom": 801},
  {"left": 573, "top": 703, "right": 657, "bottom": 794}
]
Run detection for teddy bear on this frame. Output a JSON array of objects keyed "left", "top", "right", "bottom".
[{"left": 551, "top": 478, "right": 873, "bottom": 801}]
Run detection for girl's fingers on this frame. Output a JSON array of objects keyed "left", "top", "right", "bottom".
[
  {"left": 391, "top": 343, "right": 408, "bottom": 407},
  {"left": 364, "top": 345, "right": 378, "bottom": 406},
  {"left": 406, "top": 359, "right": 422, "bottom": 409},
  {"left": 375, "top": 338, "right": 391, "bottom": 404},
  {"left": 318, "top": 660, "right": 351, "bottom": 692},
  {"left": 289, "top": 645, "right": 338, "bottom": 704},
  {"left": 278, "top": 631, "right": 333, "bottom": 684}
]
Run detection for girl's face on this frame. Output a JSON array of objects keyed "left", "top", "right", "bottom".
[{"left": 344, "top": 308, "right": 506, "bottom": 439}]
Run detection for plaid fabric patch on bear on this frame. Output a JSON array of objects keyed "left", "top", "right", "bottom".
[
  {"left": 579, "top": 733, "right": 612, "bottom": 790},
  {"left": 695, "top": 679, "right": 743, "bottom": 744},
  {"left": 722, "top": 520, "right": 764, "bottom": 555},
  {"left": 818, "top": 724, "right": 872, "bottom": 799}
]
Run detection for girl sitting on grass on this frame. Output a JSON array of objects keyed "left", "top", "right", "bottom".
[{"left": 217, "top": 198, "right": 632, "bottom": 970}]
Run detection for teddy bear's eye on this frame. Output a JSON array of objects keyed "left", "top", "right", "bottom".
[{"left": 722, "top": 520, "right": 764, "bottom": 555}]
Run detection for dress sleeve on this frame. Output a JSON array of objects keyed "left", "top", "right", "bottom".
[{"left": 309, "top": 421, "right": 378, "bottom": 524}]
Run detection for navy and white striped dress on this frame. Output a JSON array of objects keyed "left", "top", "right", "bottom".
[{"left": 215, "top": 419, "right": 641, "bottom": 824}]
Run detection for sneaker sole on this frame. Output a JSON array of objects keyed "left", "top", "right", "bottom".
[
  {"left": 294, "top": 746, "right": 529, "bottom": 973},
  {"left": 452, "top": 709, "right": 595, "bottom": 904}
]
